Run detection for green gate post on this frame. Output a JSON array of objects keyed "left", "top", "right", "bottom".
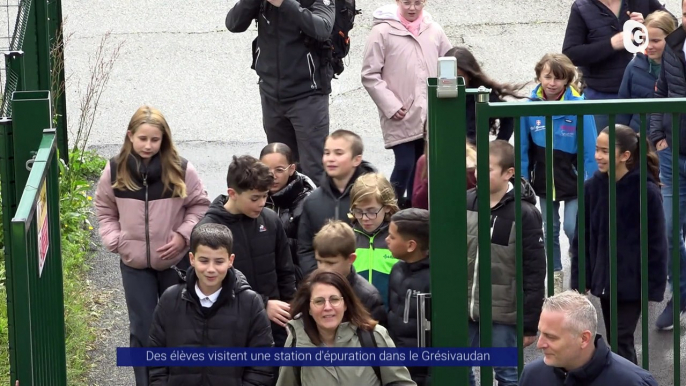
[
  {"left": 427, "top": 77, "right": 470, "bottom": 384},
  {"left": 0, "top": 117, "right": 19, "bottom": 384},
  {"left": 21, "top": 0, "right": 41, "bottom": 91},
  {"left": 34, "top": 0, "right": 51, "bottom": 91},
  {"left": 46, "top": 0, "right": 69, "bottom": 162},
  {"left": 11, "top": 90, "right": 52, "bottom": 195}
]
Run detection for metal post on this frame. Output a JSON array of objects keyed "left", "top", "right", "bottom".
[
  {"left": 47, "top": 0, "right": 69, "bottom": 162},
  {"left": 11, "top": 90, "right": 53, "bottom": 195},
  {"left": 34, "top": 0, "right": 51, "bottom": 91},
  {"left": 427, "top": 76, "right": 469, "bottom": 384}
]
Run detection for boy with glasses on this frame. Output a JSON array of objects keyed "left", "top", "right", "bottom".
[{"left": 349, "top": 173, "right": 400, "bottom": 309}]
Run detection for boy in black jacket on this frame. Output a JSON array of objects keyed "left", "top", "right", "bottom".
[
  {"left": 385, "top": 208, "right": 431, "bottom": 386},
  {"left": 297, "top": 129, "right": 377, "bottom": 276},
  {"left": 465, "top": 140, "right": 546, "bottom": 386},
  {"left": 194, "top": 155, "right": 296, "bottom": 348},
  {"left": 313, "top": 219, "right": 387, "bottom": 325},
  {"left": 149, "top": 223, "right": 274, "bottom": 386}
]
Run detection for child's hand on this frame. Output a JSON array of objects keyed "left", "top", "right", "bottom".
[
  {"left": 157, "top": 232, "right": 186, "bottom": 260},
  {"left": 523, "top": 335, "right": 537, "bottom": 348},
  {"left": 267, "top": 300, "right": 291, "bottom": 327}
]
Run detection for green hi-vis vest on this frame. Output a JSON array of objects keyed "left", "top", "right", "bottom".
[{"left": 353, "top": 226, "right": 398, "bottom": 307}]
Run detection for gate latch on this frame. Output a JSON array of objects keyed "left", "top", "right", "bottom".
[{"left": 26, "top": 151, "right": 38, "bottom": 171}]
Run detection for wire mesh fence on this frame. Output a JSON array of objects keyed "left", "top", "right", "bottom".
[{"left": 0, "top": 0, "right": 28, "bottom": 117}]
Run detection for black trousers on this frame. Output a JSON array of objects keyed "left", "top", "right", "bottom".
[
  {"left": 260, "top": 92, "right": 329, "bottom": 186},
  {"left": 599, "top": 296, "right": 641, "bottom": 364}
]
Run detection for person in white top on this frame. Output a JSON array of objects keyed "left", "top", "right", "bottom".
[{"left": 148, "top": 223, "right": 275, "bottom": 386}]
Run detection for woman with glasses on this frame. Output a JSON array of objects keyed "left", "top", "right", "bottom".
[
  {"left": 260, "top": 143, "right": 316, "bottom": 285},
  {"left": 276, "top": 270, "right": 416, "bottom": 386},
  {"left": 361, "top": 0, "right": 452, "bottom": 207},
  {"left": 349, "top": 173, "right": 400, "bottom": 309}
]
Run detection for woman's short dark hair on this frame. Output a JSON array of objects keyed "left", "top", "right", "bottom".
[{"left": 290, "top": 270, "right": 377, "bottom": 346}]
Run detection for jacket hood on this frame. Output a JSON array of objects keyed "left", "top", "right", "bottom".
[
  {"left": 268, "top": 172, "right": 316, "bottom": 208},
  {"left": 372, "top": 4, "right": 435, "bottom": 28},
  {"left": 205, "top": 194, "right": 248, "bottom": 224},
  {"left": 530, "top": 84, "right": 584, "bottom": 101},
  {"left": 183, "top": 266, "right": 253, "bottom": 306},
  {"left": 496, "top": 177, "right": 537, "bottom": 208},
  {"left": 321, "top": 160, "right": 378, "bottom": 198}
]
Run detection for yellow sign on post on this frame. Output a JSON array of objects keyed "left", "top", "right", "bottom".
[{"left": 37, "top": 182, "right": 49, "bottom": 277}]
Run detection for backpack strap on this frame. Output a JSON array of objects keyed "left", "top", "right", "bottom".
[
  {"left": 289, "top": 324, "right": 302, "bottom": 386},
  {"left": 358, "top": 328, "right": 382, "bottom": 384}
]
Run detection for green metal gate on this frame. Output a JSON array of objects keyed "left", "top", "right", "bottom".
[
  {"left": 428, "top": 77, "right": 685, "bottom": 385},
  {"left": 8, "top": 128, "right": 66, "bottom": 385}
]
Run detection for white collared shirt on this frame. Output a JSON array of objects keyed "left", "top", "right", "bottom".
[{"left": 195, "top": 284, "right": 222, "bottom": 308}]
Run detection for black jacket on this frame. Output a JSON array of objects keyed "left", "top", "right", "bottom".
[
  {"left": 562, "top": 0, "right": 666, "bottom": 93},
  {"left": 265, "top": 172, "right": 316, "bottom": 283},
  {"left": 297, "top": 161, "right": 377, "bottom": 275},
  {"left": 387, "top": 256, "right": 430, "bottom": 385},
  {"left": 148, "top": 267, "right": 274, "bottom": 386},
  {"left": 465, "top": 179, "right": 546, "bottom": 335},
  {"left": 519, "top": 335, "right": 658, "bottom": 386},
  {"left": 348, "top": 267, "right": 387, "bottom": 326},
  {"left": 225, "top": 0, "right": 335, "bottom": 102},
  {"left": 466, "top": 91, "right": 514, "bottom": 145},
  {"left": 649, "top": 27, "right": 686, "bottom": 155},
  {"left": 618, "top": 53, "right": 658, "bottom": 132},
  {"left": 571, "top": 169, "right": 668, "bottom": 302},
  {"left": 195, "top": 195, "right": 297, "bottom": 305}
]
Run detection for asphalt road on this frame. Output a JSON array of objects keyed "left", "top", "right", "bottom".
[{"left": 50, "top": 0, "right": 686, "bottom": 384}]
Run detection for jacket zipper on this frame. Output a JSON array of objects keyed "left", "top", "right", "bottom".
[
  {"left": 143, "top": 174, "right": 151, "bottom": 268},
  {"left": 403, "top": 289, "right": 412, "bottom": 323},
  {"left": 368, "top": 234, "right": 375, "bottom": 284},
  {"left": 470, "top": 216, "right": 497, "bottom": 320},
  {"left": 255, "top": 47, "right": 261, "bottom": 71},
  {"left": 307, "top": 53, "right": 317, "bottom": 89},
  {"left": 240, "top": 222, "right": 257, "bottom": 293},
  {"left": 276, "top": 11, "right": 281, "bottom": 99},
  {"left": 202, "top": 319, "right": 209, "bottom": 384}
]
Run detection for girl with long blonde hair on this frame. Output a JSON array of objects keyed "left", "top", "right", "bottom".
[{"left": 94, "top": 106, "right": 210, "bottom": 385}]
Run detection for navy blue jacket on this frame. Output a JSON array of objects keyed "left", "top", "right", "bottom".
[
  {"left": 618, "top": 53, "right": 657, "bottom": 132},
  {"left": 520, "top": 335, "right": 658, "bottom": 386},
  {"left": 562, "top": 0, "right": 666, "bottom": 93},
  {"left": 649, "top": 27, "right": 686, "bottom": 155},
  {"left": 570, "top": 168, "right": 668, "bottom": 302}
]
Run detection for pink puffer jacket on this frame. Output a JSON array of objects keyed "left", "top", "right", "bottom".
[{"left": 94, "top": 156, "right": 210, "bottom": 270}]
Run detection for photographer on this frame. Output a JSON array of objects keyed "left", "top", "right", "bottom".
[{"left": 226, "top": 0, "right": 335, "bottom": 186}]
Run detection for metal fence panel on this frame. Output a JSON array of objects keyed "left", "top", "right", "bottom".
[{"left": 9, "top": 129, "right": 66, "bottom": 385}]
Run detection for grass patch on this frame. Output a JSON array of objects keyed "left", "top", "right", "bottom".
[{"left": 0, "top": 149, "right": 106, "bottom": 385}]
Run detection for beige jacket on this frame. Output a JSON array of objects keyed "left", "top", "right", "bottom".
[
  {"left": 276, "top": 318, "right": 416, "bottom": 386},
  {"left": 361, "top": 4, "right": 452, "bottom": 148}
]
